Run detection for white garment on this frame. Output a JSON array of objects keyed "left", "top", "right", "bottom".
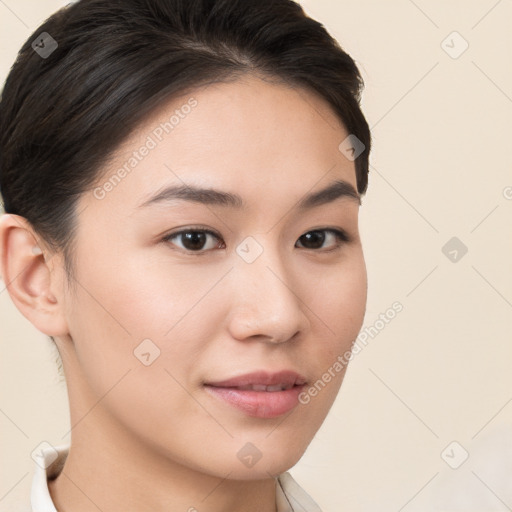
[{"left": 30, "top": 443, "right": 322, "bottom": 512}]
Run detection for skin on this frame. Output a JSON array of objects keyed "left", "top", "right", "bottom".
[{"left": 0, "top": 73, "right": 367, "bottom": 512}]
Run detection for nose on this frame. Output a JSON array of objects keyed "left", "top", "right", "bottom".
[{"left": 226, "top": 239, "right": 310, "bottom": 344}]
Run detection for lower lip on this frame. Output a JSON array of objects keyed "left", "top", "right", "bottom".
[{"left": 204, "top": 385, "right": 305, "bottom": 419}]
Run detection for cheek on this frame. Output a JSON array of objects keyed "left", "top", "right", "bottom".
[
  {"left": 289, "top": 251, "right": 367, "bottom": 413},
  {"left": 98, "top": 249, "right": 226, "bottom": 336},
  {"left": 310, "top": 250, "right": 367, "bottom": 355},
  {"left": 65, "top": 252, "right": 225, "bottom": 390}
]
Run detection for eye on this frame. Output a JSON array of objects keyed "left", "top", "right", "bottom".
[
  {"left": 295, "top": 229, "right": 350, "bottom": 251},
  {"left": 162, "top": 228, "right": 224, "bottom": 253}
]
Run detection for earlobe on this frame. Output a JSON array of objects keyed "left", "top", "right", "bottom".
[{"left": 0, "top": 213, "right": 68, "bottom": 336}]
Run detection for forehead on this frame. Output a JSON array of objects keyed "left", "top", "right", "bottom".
[{"left": 84, "top": 74, "right": 357, "bottom": 217}]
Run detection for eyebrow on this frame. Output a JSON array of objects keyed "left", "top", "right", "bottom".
[{"left": 137, "top": 179, "right": 360, "bottom": 210}]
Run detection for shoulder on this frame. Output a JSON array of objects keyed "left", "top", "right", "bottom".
[{"left": 276, "top": 471, "right": 323, "bottom": 512}]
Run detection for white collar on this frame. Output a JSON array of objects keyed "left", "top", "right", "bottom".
[{"left": 30, "top": 443, "right": 322, "bottom": 512}]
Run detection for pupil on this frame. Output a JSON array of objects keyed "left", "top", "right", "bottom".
[
  {"left": 302, "top": 231, "right": 324, "bottom": 249},
  {"left": 183, "top": 232, "right": 206, "bottom": 250}
]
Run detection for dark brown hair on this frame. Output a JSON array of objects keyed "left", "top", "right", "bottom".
[{"left": 0, "top": 0, "right": 371, "bottom": 280}]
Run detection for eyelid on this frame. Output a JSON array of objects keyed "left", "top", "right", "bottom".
[
  {"left": 163, "top": 226, "right": 220, "bottom": 238},
  {"left": 309, "top": 227, "right": 350, "bottom": 243}
]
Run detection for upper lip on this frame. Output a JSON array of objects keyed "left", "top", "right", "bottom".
[{"left": 204, "top": 370, "right": 307, "bottom": 389}]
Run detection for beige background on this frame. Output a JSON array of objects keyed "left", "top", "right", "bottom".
[{"left": 1, "top": 1, "right": 511, "bottom": 511}]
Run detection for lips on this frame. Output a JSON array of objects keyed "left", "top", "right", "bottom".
[
  {"left": 203, "top": 370, "right": 307, "bottom": 418},
  {"left": 205, "top": 370, "right": 306, "bottom": 388},
  {"left": 234, "top": 383, "right": 293, "bottom": 392}
]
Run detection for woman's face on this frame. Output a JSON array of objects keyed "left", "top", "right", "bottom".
[{"left": 59, "top": 74, "right": 367, "bottom": 478}]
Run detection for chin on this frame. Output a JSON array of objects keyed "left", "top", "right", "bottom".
[
  {"left": 222, "top": 455, "right": 305, "bottom": 481},
  {"left": 224, "top": 434, "right": 311, "bottom": 480}
]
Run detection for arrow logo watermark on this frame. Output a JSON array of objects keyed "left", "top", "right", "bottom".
[
  {"left": 338, "top": 134, "right": 365, "bottom": 161},
  {"left": 442, "top": 237, "right": 468, "bottom": 263},
  {"left": 133, "top": 338, "right": 161, "bottom": 366},
  {"left": 441, "top": 441, "right": 469, "bottom": 469},
  {"left": 236, "top": 236, "right": 264, "bottom": 264},
  {"left": 237, "top": 442, "right": 262, "bottom": 468},
  {"left": 31, "top": 32, "right": 58, "bottom": 59}
]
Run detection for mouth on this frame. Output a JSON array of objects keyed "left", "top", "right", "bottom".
[
  {"left": 225, "top": 383, "right": 296, "bottom": 392},
  {"left": 203, "top": 370, "right": 307, "bottom": 419}
]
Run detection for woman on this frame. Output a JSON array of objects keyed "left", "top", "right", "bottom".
[{"left": 0, "top": 0, "right": 371, "bottom": 510}]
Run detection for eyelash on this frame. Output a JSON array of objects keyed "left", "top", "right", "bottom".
[{"left": 161, "top": 226, "right": 351, "bottom": 255}]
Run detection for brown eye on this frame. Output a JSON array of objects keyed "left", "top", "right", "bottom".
[
  {"left": 296, "top": 229, "right": 349, "bottom": 251},
  {"left": 163, "top": 229, "right": 224, "bottom": 252},
  {"left": 297, "top": 231, "right": 326, "bottom": 249}
]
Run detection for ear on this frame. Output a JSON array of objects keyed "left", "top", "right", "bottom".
[{"left": 0, "top": 213, "right": 69, "bottom": 336}]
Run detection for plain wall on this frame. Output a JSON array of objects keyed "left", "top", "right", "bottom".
[{"left": 1, "top": 1, "right": 511, "bottom": 511}]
